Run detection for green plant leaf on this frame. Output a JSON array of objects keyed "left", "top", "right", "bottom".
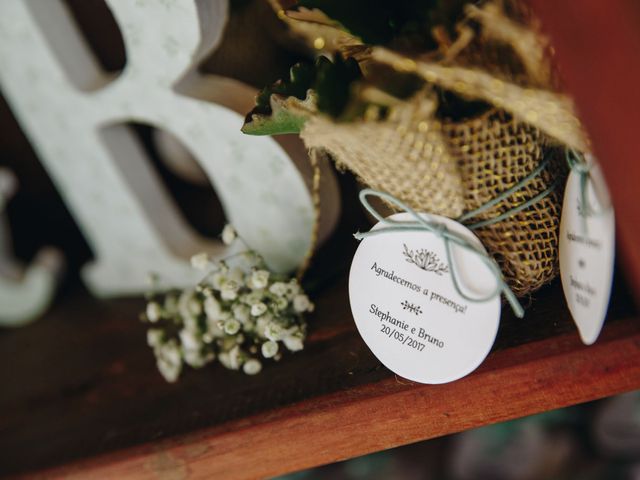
[
  {"left": 242, "top": 62, "right": 316, "bottom": 135},
  {"left": 242, "top": 95, "right": 312, "bottom": 135}
]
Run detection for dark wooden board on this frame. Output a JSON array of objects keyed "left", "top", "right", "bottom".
[{"left": 0, "top": 272, "right": 636, "bottom": 478}]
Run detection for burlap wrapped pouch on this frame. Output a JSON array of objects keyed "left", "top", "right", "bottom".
[
  {"left": 301, "top": 97, "right": 466, "bottom": 219},
  {"left": 301, "top": 104, "right": 565, "bottom": 296},
  {"left": 282, "top": 0, "right": 576, "bottom": 296},
  {"left": 443, "top": 108, "right": 566, "bottom": 296}
]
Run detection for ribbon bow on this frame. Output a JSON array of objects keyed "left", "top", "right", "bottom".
[
  {"left": 354, "top": 189, "right": 524, "bottom": 318},
  {"left": 565, "top": 148, "right": 608, "bottom": 235}
]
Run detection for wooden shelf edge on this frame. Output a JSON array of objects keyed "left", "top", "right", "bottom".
[{"left": 31, "top": 318, "right": 640, "bottom": 480}]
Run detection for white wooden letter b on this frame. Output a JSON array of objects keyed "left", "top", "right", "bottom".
[{"left": 0, "top": 0, "right": 316, "bottom": 297}]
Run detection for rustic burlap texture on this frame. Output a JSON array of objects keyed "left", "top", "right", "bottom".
[
  {"left": 301, "top": 97, "right": 466, "bottom": 219},
  {"left": 443, "top": 108, "right": 565, "bottom": 296},
  {"left": 290, "top": 0, "right": 577, "bottom": 296},
  {"left": 302, "top": 103, "right": 564, "bottom": 296},
  {"left": 448, "top": 2, "right": 554, "bottom": 90}
]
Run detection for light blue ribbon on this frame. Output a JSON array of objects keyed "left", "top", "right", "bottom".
[
  {"left": 354, "top": 189, "right": 525, "bottom": 318},
  {"left": 457, "top": 158, "right": 559, "bottom": 229},
  {"left": 565, "top": 148, "right": 602, "bottom": 234}
]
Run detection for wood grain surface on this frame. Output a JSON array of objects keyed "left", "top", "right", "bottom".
[
  {"left": 41, "top": 320, "right": 640, "bottom": 480},
  {"left": 1, "top": 1, "right": 640, "bottom": 478},
  {"left": 0, "top": 273, "right": 636, "bottom": 479}
]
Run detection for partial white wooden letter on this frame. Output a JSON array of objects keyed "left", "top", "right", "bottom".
[
  {"left": 0, "top": 0, "right": 317, "bottom": 297},
  {"left": 0, "top": 169, "right": 63, "bottom": 326}
]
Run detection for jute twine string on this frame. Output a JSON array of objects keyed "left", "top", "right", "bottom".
[
  {"left": 296, "top": 148, "right": 322, "bottom": 280},
  {"left": 444, "top": 109, "right": 566, "bottom": 296},
  {"left": 302, "top": 106, "right": 565, "bottom": 296},
  {"left": 355, "top": 188, "right": 525, "bottom": 317}
]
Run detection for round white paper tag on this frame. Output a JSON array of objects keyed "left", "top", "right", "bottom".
[
  {"left": 559, "top": 156, "right": 615, "bottom": 345},
  {"left": 349, "top": 212, "right": 501, "bottom": 384}
]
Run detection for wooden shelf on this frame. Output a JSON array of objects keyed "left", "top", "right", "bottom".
[
  {"left": 0, "top": 274, "right": 638, "bottom": 479},
  {"left": 2, "top": 1, "right": 640, "bottom": 479}
]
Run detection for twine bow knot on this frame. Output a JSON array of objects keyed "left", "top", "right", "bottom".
[
  {"left": 354, "top": 189, "right": 524, "bottom": 318},
  {"left": 565, "top": 148, "right": 606, "bottom": 234}
]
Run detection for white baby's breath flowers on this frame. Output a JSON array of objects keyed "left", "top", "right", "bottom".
[
  {"left": 232, "top": 304, "right": 250, "bottom": 324},
  {"left": 269, "top": 282, "right": 288, "bottom": 297},
  {"left": 255, "top": 314, "right": 272, "bottom": 338},
  {"left": 156, "top": 340, "right": 182, "bottom": 383},
  {"left": 219, "top": 345, "right": 242, "bottom": 370},
  {"left": 178, "top": 290, "right": 195, "bottom": 319},
  {"left": 243, "top": 290, "right": 264, "bottom": 306},
  {"left": 261, "top": 340, "right": 279, "bottom": 358},
  {"left": 202, "top": 332, "right": 214, "bottom": 344},
  {"left": 188, "top": 297, "right": 202, "bottom": 316},
  {"left": 220, "top": 281, "right": 239, "bottom": 301},
  {"left": 146, "top": 302, "right": 161, "bottom": 323},
  {"left": 183, "top": 313, "right": 199, "bottom": 333},
  {"left": 183, "top": 347, "right": 207, "bottom": 368},
  {"left": 179, "top": 328, "right": 200, "bottom": 351},
  {"left": 204, "top": 296, "right": 223, "bottom": 321},
  {"left": 164, "top": 294, "right": 179, "bottom": 316},
  {"left": 293, "top": 294, "right": 313, "bottom": 313},
  {"left": 250, "top": 270, "right": 270, "bottom": 290},
  {"left": 206, "top": 319, "right": 225, "bottom": 339},
  {"left": 274, "top": 296, "right": 289, "bottom": 311},
  {"left": 228, "top": 267, "right": 244, "bottom": 284},
  {"left": 243, "top": 358, "right": 262, "bottom": 375},
  {"left": 147, "top": 328, "right": 163, "bottom": 348},
  {"left": 224, "top": 319, "right": 241, "bottom": 335},
  {"left": 210, "top": 272, "right": 225, "bottom": 291},
  {"left": 283, "top": 334, "right": 304, "bottom": 352},
  {"left": 286, "top": 280, "right": 301, "bottom": 298},
  {"left": 221, "top": 224, "right": 237, "bottom": 245},
  {"left": 190, "top": 252, "right": 210, "bottom": 270},
  {"left": 265, "top": 322, "right": 284, "bottom": 342},
  {"left": 251, "top": 302, "right": 268, "bottom": 317},
  {"left": 142, "top": 225, "right": 313, "bottom": 383}
]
